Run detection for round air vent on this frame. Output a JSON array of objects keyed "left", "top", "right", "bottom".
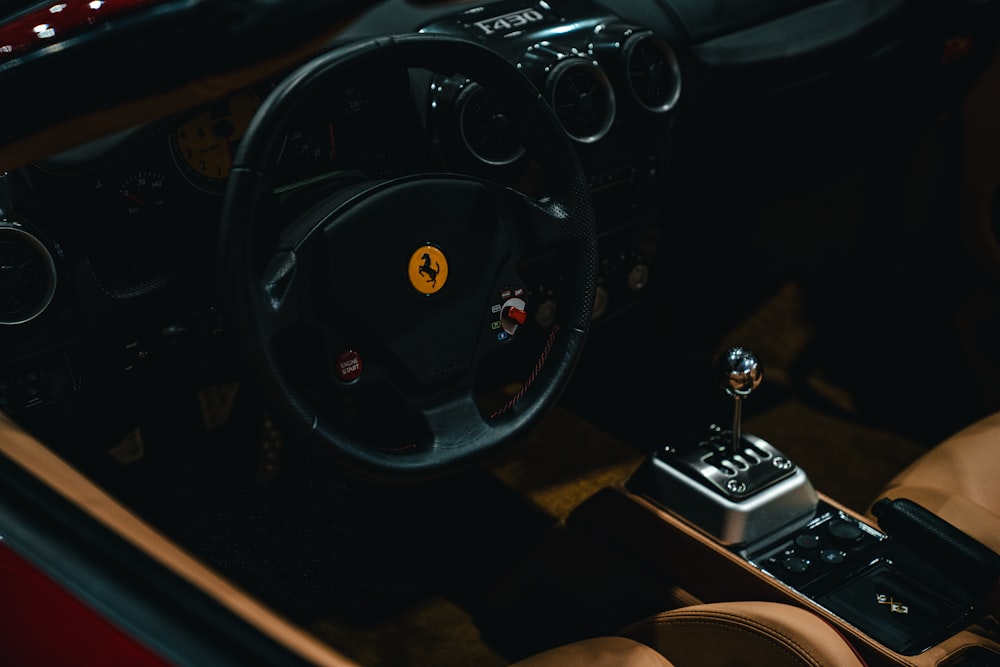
[
  {"left": 622, "top": 31, "right": 681, "bottom": 113},
  {"left": 519, "top": 43, "right": 616, "bottom": 144},
  {"left": 547, "top": 58, "right": 616, "bottom": 144},
  {"left": 429, "top": 76, "right": 526, "bottom": 170},
  {"left": 458, "top": 83, "right": 525, "bottom": 166}
]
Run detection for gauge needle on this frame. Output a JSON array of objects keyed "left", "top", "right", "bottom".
[{"left": 125, "top": 193, "right": 145, "bottom": 206}]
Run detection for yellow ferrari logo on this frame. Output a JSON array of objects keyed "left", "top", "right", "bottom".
[{"left": 408, "top": 244, "right": 448, "bottom": 295}]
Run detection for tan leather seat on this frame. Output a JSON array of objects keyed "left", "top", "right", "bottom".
[
  {"left": 511, "top": 601, "right": 865, "bottom": 667},
  {"left": 870, "top": 410, "right": 1000, "bottom": 554},
  {"left": 511, "top": 637, "right": 675, "bottom": 667}
]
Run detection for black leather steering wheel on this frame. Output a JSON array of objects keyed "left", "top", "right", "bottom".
[{"left": 219, "top": 33, "right": 598, "bottom": 482}]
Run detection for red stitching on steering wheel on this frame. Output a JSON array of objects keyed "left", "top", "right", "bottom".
[{"left": 489, "top": 325, "right": 560, "bottom": 419}]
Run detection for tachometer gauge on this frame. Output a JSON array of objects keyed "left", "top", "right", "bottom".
[{"left": 170, "top": 87, "right": 265, "bottom": 193}]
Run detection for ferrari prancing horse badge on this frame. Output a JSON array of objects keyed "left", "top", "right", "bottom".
[{"left": 408, "top": 244, "right": 448, "bottom": 295}]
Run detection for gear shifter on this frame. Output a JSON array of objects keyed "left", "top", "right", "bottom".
[
  {"left": 631, "top": 347, "right": 818, "bottom": 545},
  {"left": 717, "top": 346, "right": 762, "bottom": 455}
]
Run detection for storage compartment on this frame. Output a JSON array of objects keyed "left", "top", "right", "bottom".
[{"left": 816, "top": 561, "right": 976, "bottom": 655}]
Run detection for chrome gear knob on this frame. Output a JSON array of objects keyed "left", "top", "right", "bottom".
[{"left": 718, "top": 346, "right": 763, "bottom": 398}]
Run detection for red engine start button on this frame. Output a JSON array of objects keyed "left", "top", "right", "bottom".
[{"left": 336, "top": 350, "right": 363, "bottom": 382}]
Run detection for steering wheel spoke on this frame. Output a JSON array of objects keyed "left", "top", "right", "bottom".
[
  {"left": 421, "top": 389, "right": 492, "bottom": 451},
  {"left": 257, "top": 249, "right": 306, "bottom": 340}
]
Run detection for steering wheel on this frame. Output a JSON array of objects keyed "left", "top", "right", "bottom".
[{"left": 218, "top": 33, "right": 598, "bottom": 482}]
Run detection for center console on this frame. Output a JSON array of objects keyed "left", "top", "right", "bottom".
[
  {"left": 743, "top": 501, "right": 979, "bottom": 656},
  {"left": 588, "top": 347, "right": 1000, "bottom": 665}
]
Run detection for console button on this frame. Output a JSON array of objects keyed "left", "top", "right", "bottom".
[
  {"left": 780, "top": 556, "right": 811, "bottom": 574},
  {"left": 795, "top": 533, "right": 820, "bottom": 549},
  {"left": 820, "top": 549, "right": 847, "bottom": 565},
  {"left": 828, "top": 519, "right": 864, "bottom": 543}
]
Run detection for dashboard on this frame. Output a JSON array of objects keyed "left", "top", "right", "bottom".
[{"left": 0, "top": 0, "right": 677, "bottom": 419}]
